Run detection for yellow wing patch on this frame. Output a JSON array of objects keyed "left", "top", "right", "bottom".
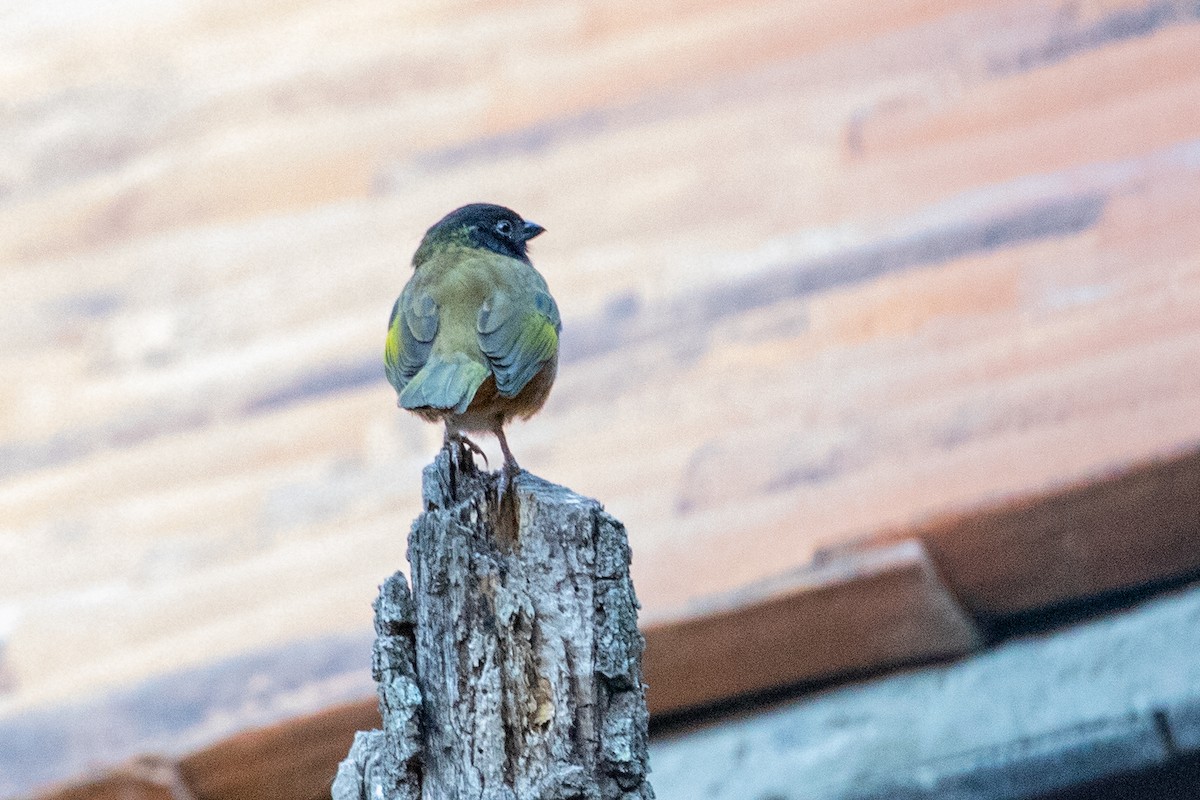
[{"left": 384, "top": 291, "right": 437, "bottom": 395}]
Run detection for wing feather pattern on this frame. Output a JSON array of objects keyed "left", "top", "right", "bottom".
[
  {"left": 477, "top": 286, "right": 561, "bottom": 398},
  {"left": 384, "top": 285, "right": 438, "bottom": 394}
]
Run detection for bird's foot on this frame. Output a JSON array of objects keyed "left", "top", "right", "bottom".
[
  {"left": 445, "top": 433, "right": 489, "bottom": 469},
  {"left": 459, "top": 435, "right": 489, "bottom": 468}
]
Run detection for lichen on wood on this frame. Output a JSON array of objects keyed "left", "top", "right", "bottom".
[{"left": 333, "top": 446, "right": 653, "bottom": 799}]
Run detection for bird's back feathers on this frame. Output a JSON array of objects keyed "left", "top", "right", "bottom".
[{"left": 385, "top": 237, "right": 560, "bottom": 421}]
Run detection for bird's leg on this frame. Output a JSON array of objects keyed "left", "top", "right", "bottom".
[
  {"left": 493, "top": 421, "right": 521, "bottom": 499},
  {"left": 494, "top": 424, "right": 520, "bottom": 475},
  {"left": 441, "top": 424, "right": 459, "bottom": 497}
]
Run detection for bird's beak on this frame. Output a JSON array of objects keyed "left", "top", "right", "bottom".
[{"left": 522, "top": 221, "right": 546, "bottom": 241}]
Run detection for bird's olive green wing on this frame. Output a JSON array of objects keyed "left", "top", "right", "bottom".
[
  {"left": 384, "top": 285, "right": 439, "bottom": 395},
  {"left": 477, "top": 285, "right": 561, "bottom": 398}
]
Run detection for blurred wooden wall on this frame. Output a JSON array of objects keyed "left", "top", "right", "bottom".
[{"left": 2, "top": 0, "right": 1199, "bottom": 794}]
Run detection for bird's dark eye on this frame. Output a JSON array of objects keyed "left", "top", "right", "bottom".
[{"left": 494, "top": 219, "right": 514, "bottom": 237}]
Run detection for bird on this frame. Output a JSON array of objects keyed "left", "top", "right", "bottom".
[{"left": 385, "top": 203, "right": 561, "bottom": 482}]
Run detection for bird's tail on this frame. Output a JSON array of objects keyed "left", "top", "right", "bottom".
[{"left": 399, "top": 353, "right": 489, "bottom": 414}]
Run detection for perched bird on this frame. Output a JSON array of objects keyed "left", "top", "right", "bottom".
[{"left": 385, "top": 203, "right": 561, "bottom": 478}]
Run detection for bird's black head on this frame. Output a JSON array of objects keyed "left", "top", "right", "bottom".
[{"left": 414, "top": 203, "right": 546, "bottom": 266}]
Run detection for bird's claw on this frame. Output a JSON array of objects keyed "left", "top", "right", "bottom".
[
  {"left": 461, "top": 436, "right": 489, "bottom": 468},
  {"left": 446, "top": 433, "right": 489, "bottom": 469}
]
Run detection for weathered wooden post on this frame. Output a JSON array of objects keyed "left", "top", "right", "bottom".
[{"left": 333, "top": 446, "right": 653, "bottom": 799}]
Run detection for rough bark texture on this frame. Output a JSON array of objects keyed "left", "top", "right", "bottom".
[
  {"left": 334, "top": 446, "right": 652, "bottom": 800},
  {"left": 333, "top": 572, "right": 422, "bottom": 800}
]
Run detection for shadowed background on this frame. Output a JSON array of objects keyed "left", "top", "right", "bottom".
[{"left": 2, "top": 0, "right": 1200, "bottom": 795}]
